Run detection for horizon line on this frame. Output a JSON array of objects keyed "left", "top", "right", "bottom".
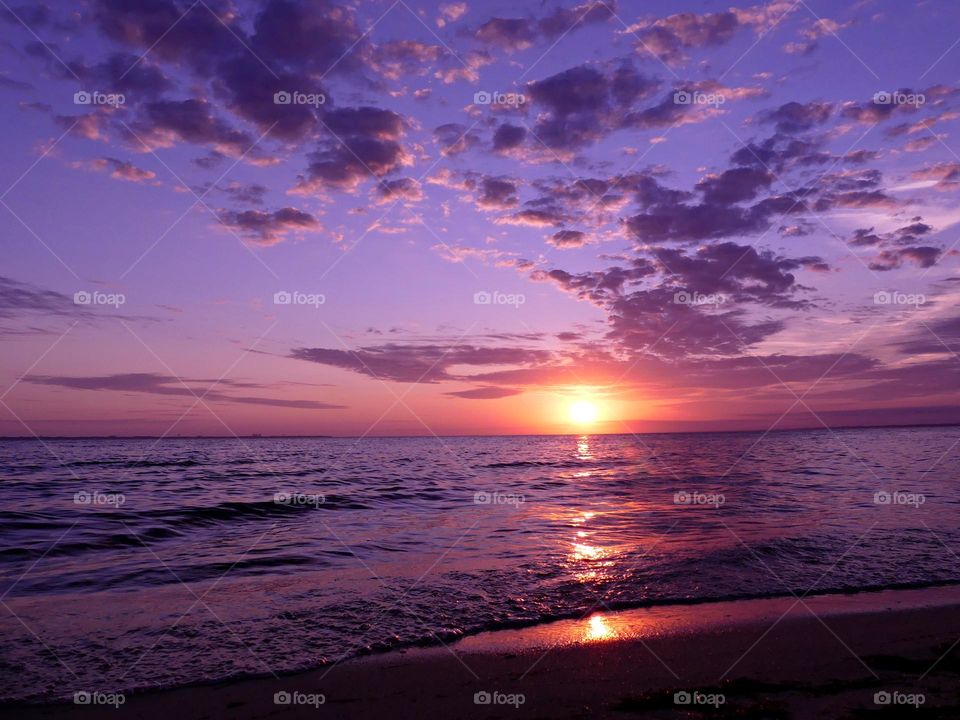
[{"left": 2, "top": 420, "right": 959, "bottom": 441}]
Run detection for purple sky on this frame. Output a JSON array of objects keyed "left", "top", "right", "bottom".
[{"left": 1, "top": 0, "right": 959, "bottom": 437}]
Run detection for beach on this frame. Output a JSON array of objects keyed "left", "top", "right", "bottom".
[{"left": 7, "top": 585, "right": 960, "bottom": 719}]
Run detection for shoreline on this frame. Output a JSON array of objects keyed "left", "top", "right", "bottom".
[{"left": 8, "top": 584, "right": 960, "bottom": 718}]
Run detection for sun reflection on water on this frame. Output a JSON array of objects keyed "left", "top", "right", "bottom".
[
  {"left": 576, "top": 435, "right": 593, "bottom": 460},
  {"left": 583, "top": 614, "right": 617, "bottom": 641}
]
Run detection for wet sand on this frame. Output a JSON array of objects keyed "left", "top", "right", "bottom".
[{"left": 7, "top": 585, "right": 960, "bottom": 719}]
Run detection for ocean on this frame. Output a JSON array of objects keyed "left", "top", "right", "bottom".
[{"left": 1, "top": 427, "right": 958, "bottom": 701}]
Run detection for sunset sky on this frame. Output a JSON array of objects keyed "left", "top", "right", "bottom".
[{"left": 1, "top": 0, "right": 959, "bottom": 437}]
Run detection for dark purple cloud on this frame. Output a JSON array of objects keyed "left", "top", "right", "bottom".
[
  {"left": 217, "top": 207, "right": 320, "bottom": 245},
  {"left": 757, "top": 100, "right": 833, "bottom": 133},
  {"left": 27, "top": 373, "right": 344, "bottom": 409},
  {"left": 548, "top": 230, "right": 588, "bottom": 248},
  {"left": 299, "top": 107, "right": 411, "bottom": 192},
  {"left": 525, "top": 60, "right": 659, "bottom": 149},
  {"left": 492, "top": 123, "right": 527, "bottom": 153},
  {"left": 446, "top": 386, "right": 523, "bottom": 399},
  {"left": 290, "top": 344, "right": 552, "bottom": 383}
]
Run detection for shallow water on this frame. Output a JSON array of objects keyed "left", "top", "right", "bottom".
[{"left": 1, "top": 427, "right": 958, "bottom": 700}]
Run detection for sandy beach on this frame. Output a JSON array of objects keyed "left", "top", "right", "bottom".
[{"left": 7, "top": 584, "right": 960, "bottom": 719}]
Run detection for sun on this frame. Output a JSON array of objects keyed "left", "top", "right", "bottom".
[{"left": 569, "top": 401, "right": 599, "bottom": 425}]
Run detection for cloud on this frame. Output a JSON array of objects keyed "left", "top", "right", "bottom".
[
  {"left": 0, "top": 276, "right": 78, "bottom": 319},
  {"left": 217, "top": 207, "right": 320, "bottom": 245},
  {"left": 374, "top": 177, "right": 423, "bottom": 204},
  {"left": 910, "top": 162, "right": 960, "bottom": 191},
  {"left": 757, "top": 101, "right": 834, "bottom": 133},
  {"left": 525, "top": 60, "right": 660, "bottom": 150},
  {"left": 533, "top": 238, "right": 826, "bottom": 360},
  {"left": 371, "top": 40, "right": 446, "bottom": 80},
  {"left": 434, "top": 123, "right": 480, "bottom": 156},
  {"left": 869, "top": 246, "right": 942, "bottom": 271},
  {"left": 66, "top": 52, "right": 171, "bottom": 98},
  {"left": 249, "top": 0, "right": 365, "bottom": 75},
  {"left": 847, "top": 218, "right": 942, "bottom": 271},
  {"left": 435, "top": 49, "right": 493, "bottom": 83},
  {"left": 474, "top": 17, "right": 537, "bottom": 51},
  {"left": 626, "top": 2, "right": 796, "bottom": 65},
  {"left": 298, "top": 107, "right": 411, "bottom": 192},
  {"left": 476, "top": 176, "right": 520, "bottom": 210},
  {"left": 129, "top": 99, "right": 262, "bottom": 160},
  {"left": 538, "top": 1, "right": 618, "bottom": 39},
  {"left": 445, "top": 386, "right": 522, "bottom": 399},
  {"left": 548, "top": 230, "right": 588, "bottom": 248},
  {"left": 438, "top": 2, "right": 468, "bottom": 26},
  {"left": 27, "top": 372, "right": 344, "bottom": 409},
  {"left": 695, "top": 167, "right": 774, "bottom": 205},
  {"left": 73, "top": 157, "right": 158, "bottom": 184},
  {"left": 492, "top": 123, "right": 527, "bottom": 153},
  {"left": 290, "top": 343, "right": 552, "bottom": 383},
  {"left": 841, "top": 88, "right": 932, "bottom": 124},
  {"left": 784, "top": 16, "right": 849, "bottom": 55},
  {"left": 472, "top": 1, "right": 616, "bottom": 51}
]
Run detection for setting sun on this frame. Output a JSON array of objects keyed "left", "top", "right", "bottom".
[{"left": 569, "top": 401, "right": 599, "bottom": 425}]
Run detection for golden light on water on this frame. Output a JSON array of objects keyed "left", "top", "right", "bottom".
[
  {"left": 584, "top": 614, "right": 617, "bottom": 641},
  {"left": 571, "top": 542, "right": 603, "bottom": 560}
]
